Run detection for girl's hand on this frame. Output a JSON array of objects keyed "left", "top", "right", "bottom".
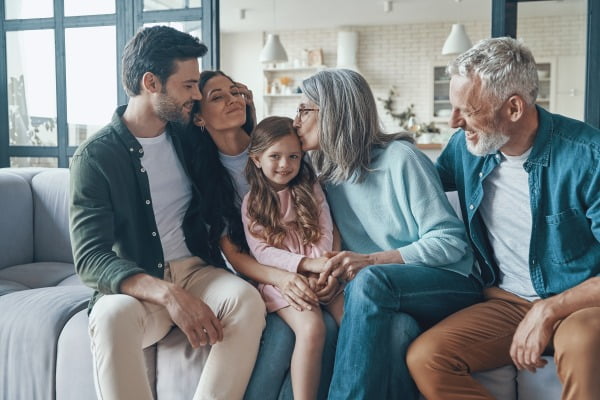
[
  {"left": 275, "top": 271, "right": 319, "bottom": 311},
  {"left": 298, "top": 256, "right": 330, "bottom": 274},
  {"left": 317, "top": 251, "right": 372, "bottom": 286},
  {"left": 315, "top": 274, "right": 342, "bottom": 304},
  {"left": 305, "top": 272, "right": 324, "bottom": 292}
]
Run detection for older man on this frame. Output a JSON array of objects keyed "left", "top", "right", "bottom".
[{"left": 407, "top": 37, "right": 600, "bottom": 400}]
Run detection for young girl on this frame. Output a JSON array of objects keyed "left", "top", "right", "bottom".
[{"left": 242, "top": 116, "right": 344, "bottom": 400}]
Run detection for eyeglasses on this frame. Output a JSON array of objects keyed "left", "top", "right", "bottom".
[{"left": 295, "top": 108, "right": 319, "bottom": 122}]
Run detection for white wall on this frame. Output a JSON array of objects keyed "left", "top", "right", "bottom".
[
  {"left": 221, "top": 15, "right": 586, "bottom": 131},
  {"left": 219, "top": 31, "right": 264, "bottom": 118}
]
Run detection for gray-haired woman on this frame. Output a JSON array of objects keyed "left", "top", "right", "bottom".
[{"left": 293, "top": 68, "right": 483, "bottom": 400}]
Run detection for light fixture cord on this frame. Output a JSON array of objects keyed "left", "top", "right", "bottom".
[{"left": 273, "top": 0, "right": 277, "bottom": 32}]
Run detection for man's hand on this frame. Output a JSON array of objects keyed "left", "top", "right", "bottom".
[
  {"left": 275, "top": 271, "right": 319, "bottom": 311},
  {"left": 164, "top": 286, "right": 223, "bottom": 348},
  {"left": 510, "top": 299, "right": 557, "bottom": 372}
]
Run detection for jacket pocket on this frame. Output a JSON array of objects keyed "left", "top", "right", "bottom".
[{"left": 545, "top": 208, "right": 593, "bottom": 264}]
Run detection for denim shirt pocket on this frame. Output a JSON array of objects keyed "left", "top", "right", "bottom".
[{"left": 545, "top": 208, "right": 593, "bottom": 264}]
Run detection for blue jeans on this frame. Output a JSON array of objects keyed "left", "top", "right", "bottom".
[
  {"left": 244, "top": 311, "right": 338, "bottom": 400},
  {"left": 328, "top": 264, "right": 482, "bottom": 400}
]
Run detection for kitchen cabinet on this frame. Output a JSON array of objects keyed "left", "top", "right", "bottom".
[
  {"left": 262, "top": 66, "right": 326, "bottom": 117},
  {"left": 535, "top": 59, "right": 556, "bottom": 112},
  {"left": 430, "top": 65, "right": 452, "bottom": 123}
]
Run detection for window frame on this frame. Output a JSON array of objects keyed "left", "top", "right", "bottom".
[{"left": 0, "top": 0, "right": 219, "bottom": 168}]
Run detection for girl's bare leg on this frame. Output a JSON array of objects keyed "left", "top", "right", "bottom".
[{"left": 277, "top": 306, "right": 326, "bottom": 400}]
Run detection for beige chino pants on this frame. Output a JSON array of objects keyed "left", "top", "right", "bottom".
[
  {"left": 407, "top": 287, "right": 600, "bottom": 400},
  {"left": 89, "top": 257, "right": 266, "bottom": 400}
]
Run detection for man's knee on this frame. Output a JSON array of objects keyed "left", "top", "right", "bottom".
[
  {"left": 555, "top": 307, "right": 600, "bottom": 361},
  {"left": 407, "top": 331, "right": 435, "bottom": 375},
  {"left": 219, "top": 278, "right": 266, "bottom": 332},
  {"left": 345, "top": 266, "right": 390, "bottom": 304},
  {"left": 89, "top": 294, "right": 144, "bottom": 336},
  {"left": 406, "top": 325, "right": 460, "bottom": 381}
]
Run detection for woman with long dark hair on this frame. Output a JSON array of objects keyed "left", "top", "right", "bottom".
[{"left": 189, "top": 71, "right": 339, "bottom": 400}]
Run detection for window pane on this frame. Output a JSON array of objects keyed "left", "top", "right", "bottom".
[
  {"left": 64, "top": 0, "right": 115, "bottom": 16},
  {"left": 65, "top": 26, "right": 117, "bottom": 146},
  {"left": 6, "top": 30, "right": 57, "bottom": 147},
  {"left": 144, "top": 0, "right": 201, "bottom": 11},
  {"left": 143, "top": 21, "right": 202, "bottom": 41},
  {"left": 10, "top": 157, "right": 58, "bottom": 168},
  {"left": 5, "top": 0, "right": 53, "bottom": 19}
]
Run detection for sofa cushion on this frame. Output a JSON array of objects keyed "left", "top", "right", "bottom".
[
  {"left": 56, "top": 309, "right": 158, "bottom": 400},
  {"left": 518, "top": 356, "right": 562, "bottom": 400},
  {"left": 0, "top": 171, "right": 34, "bottom": 270},
  {"left": 31, "top": 168, "right": 73, "bottom": 263},
  {"left": 0, "top": 262, "right": 76, "bottom": 289},
  {"left": 473, "top": 364, "right": 517, "bottom": 400},
  {"left": 156, "top": 326, "right": 211, "bottom": 400},
  {"left": 57, "top": 273, "right": 85, "bottom": 286},
  {"left": 0, "top": 286, "right": 91, "bottom": 400},
  {"left": 3, "top": 167, "right": 48, "bottom": 183},
  {"left": 0, "top": 279, "right": 29, "bottom": 296}
]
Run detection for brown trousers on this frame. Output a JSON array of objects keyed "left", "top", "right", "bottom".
[{"left": 407, "top": 287, "right": 600, "bottom": 400}]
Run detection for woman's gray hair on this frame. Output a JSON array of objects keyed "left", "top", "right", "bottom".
[
  {"left": 300, "top": 68, "right": 412, "bottom": 184},
  {"left": 447, "top": 36, "right": 539, "bottom": 106}
]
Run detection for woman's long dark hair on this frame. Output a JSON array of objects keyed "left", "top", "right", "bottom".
[{"left": 188, "top": 70, "right": 255, "bottom": 254}]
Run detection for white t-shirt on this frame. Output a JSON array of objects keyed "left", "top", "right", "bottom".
[
  {"left": 479, "top": 149, "right": 540, "bottom": 301},
  {"left": 137, "top": 132, "right": 193, "bottom": 262},
  {"left": 219, "top": 148, "right": 250, "bottom": 203},
  {"left": 218, "top": 148, "right": 250, "bottom": 272}
]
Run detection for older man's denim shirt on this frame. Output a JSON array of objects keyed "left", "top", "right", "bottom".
[{"left": 436, "top": 106, "right": 600, "bottom": 298}]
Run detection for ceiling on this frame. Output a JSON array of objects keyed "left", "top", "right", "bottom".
[{"left": 219, "top": 0, "right": 586, "bottom": 33}]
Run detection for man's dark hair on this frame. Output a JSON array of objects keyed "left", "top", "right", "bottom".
[{"left": 122, "top": 25, "right": 208, "bottom": 96}]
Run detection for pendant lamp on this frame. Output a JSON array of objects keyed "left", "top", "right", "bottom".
[
  {"left": 441, "top": 0, "right": 473, "bottom": 55},
  {"left": 259, "top": 0, "right": 288, "bottom": 64},
  {"left": 260, "top": 34, "right": 288, "bottom": 63}
]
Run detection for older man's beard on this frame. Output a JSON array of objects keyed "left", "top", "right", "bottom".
[
  {"left": 156, "top": 92, "right": 194, "bottom": 127},
  {"left": 466, "top": 111, "right": 510, "bottom": 156},
  {"left": 466, "top": 130, "right": 510, "bottom": 156}
]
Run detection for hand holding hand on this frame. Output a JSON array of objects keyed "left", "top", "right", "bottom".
[
  {"left": 317, "top": 251, "right": 372, "bottom": 286},
  {"left": 275, "top": 271, "right": 319, "bottom": 311},
  {"left": 164, "top": 286, "right": 223, "bottom": 348},
  {"left": 510, "top": 300, "right": 557, "bottom": 372},
  {"left": 306, "top": 272, "right": 324, "bottom": 292},
  {"left": 315, "top": 274, "right": 342, "bottom": 304}
]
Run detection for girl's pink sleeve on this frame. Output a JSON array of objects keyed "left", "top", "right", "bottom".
[
  {"left": 312, "top": 183, "right": 334, "bottom": 254},
  {"left": 241, "top": 193, "right": 304, "bottom": 273}
]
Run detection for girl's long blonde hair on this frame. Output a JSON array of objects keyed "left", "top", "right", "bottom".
[{"left": 245, "top": 116, "right": 322, "bottom": 248}]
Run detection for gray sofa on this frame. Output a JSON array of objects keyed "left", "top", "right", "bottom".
[
  {"left": 0, "top": 167, "right": 562, "bottom": 399},
  {"left": 0, "top": 167, "right": 214, "bottom": 400}
]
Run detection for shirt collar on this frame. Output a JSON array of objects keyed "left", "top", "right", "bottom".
[
  {"left": 111, "top": 104, "right": 180, "bottom": 159},
  {"left": 524, "top": 105, "right": 553, "bottom": 168}
]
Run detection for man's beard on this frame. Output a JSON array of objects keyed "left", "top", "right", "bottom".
[
  {"left": 156, "top": 92, "right": 192, "bottom": 127},
  {"left": 466, "top": 112, "right": 510, "bottom": 156},
  {"left": 466, "top": 130, "right": 510, "bottom": 156}
]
